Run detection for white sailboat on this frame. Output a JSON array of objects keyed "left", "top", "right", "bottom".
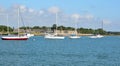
[
  {"left": 69, "top": 18, "right": 80, "bottom": 39},
  {"left": 23, "top": 27, "right": 34, "bottom": 38},
  {"left": 45, "top": 33, "right": 64, "bottom": 39},
  {"left": 1, "top": 8, "right": 28, "bottom": 40},
  {"left": 44, "top": 13, "right": 65, "bottom": 39},
  {"left": 69, "top": 36, "right": 80, "bottom": 39},
  {"left": 69, "top": 30, "right": 80, "bottom": 39},
  {"left": 89, "top": 34, "right": 104, "bottom": 38},
  {"left": 26, "top": 33, "right": 34, "bottom": 38},
  {"left": 89, "top": 20, "right": 104, "bottom": 38},
  {"left": 19, "top": 11, "right": 34, "bottom": 38}
]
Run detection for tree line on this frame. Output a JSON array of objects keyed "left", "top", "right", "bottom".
[
  {"left": 19, "top": 24, "right": 107, "bottom": 35},
  {"left": 0, "top": 24, "right": 120, "bottom": 35}
]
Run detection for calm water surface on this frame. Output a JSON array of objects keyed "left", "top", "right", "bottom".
[{"left": 0, "top": 36, "right": 120, "bottom": 66}]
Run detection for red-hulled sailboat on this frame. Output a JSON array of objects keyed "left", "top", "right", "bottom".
[
  {"left": 1, "top": 36, "right": 28, "bottom": 40},
  {"left": 1, "top": 8, "right": 28, "bottom": 40}
]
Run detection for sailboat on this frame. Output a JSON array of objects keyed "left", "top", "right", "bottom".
[
  {"left": 69, "top": 19, "right": 80, "bottom": 39},
  {"left": 89, "top": 34, "right": 104, "bottom": 38},
  {"left": 26, "top": 33, "right": 34, "bottom": 38},
  {"left": 1, "top": 8, "right": 28, "bottom": 40},
  {"left": 69, "top": 34, "right": 80, "bottom": 39},
  {"left": 44, "top": 13, "right": 65, "bottom": 39},
  {"left": 89, "top": 20, "right": 104, "bottom": 38},
  {"left": 20, "top": 13, "right": 34, "bottom": 38}
]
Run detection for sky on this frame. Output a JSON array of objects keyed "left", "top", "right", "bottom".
[{"left": 0, "top": 0, "right": 120, "bottom": 31}]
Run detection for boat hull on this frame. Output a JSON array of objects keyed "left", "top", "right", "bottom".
[
  {"left": 45, "top": 37, "right": 65, "bottom": 39},
  {"left": 26, "top": 33, "right": 34, "bottom": 38},
  {"left": 69, "top": 36, "right": 80, "bottom": 39},
  {"left": 89, "top": 35, "right": 104, "bottom": 38},
  {"left": 1, "top": 36, "right": 28, "bottom": 40},
  {"left": 45, "top": 36, "right": 65, "bottom": 39}
]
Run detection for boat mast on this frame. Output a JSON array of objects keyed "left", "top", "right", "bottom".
[
  {"left": 101, "top": 20, "right": 104, "bottom": 35},
  {"left": 18, "top": 8, "right": 20, "bottom": 37},
  {"left": 55, "top": 13, "right": 57, "bottom": 35},
  {"left": 76, "top": 20, "right": 78, "bottom": 35},
  {"left": 6, "top": 14, "right": 9, "bottom": 34},
  {"left": 75, "top": 19, "right": 78, "bottom": 35},
  {"left": 102, "top": 20, "right": 103, "bottom": 30}
]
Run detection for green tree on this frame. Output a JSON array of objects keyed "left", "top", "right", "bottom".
[
  {"left": 57, "top": 25, "right": 65, "bottom": 30},
  {"left": 66, "top": 27, "right": 74, "bottom": 30},
  {"left": 51, "top": 24, "right": 57, "bottom": 32},
  {"left": 32, "top": 26, "right": 40, "bottom": 29},
  {"left": 20, "top": 26, "right": 32, "bottom": 29},
  {"left": 41, "top": 26, "right": 48, "bottom": 31},
  {"left": 0, "top": 25, "right": 13, "bottom": 32},
  {"left": 96, "top": 28, "right": 106, "bottom": 35}
]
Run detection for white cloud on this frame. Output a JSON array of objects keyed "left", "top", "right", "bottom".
[
  {"left": 28, "top": 8, "right": 34, "bottom": 13},
  {"left": 12, "top": 4, "right": 19, "bottom": 8},
  {"left": 71, "top": 14, "right": 80, "bottom": 20},
  {"left": 19, "top": 5, "right": 27, "bottom": 13},
  {"left": 39, "top": 10, "right": 44, "bottom": 15},
  {"left": 19, "top": 5, "right": 26, "bottom": 9},
  {"left": 103, "top": 19, "right": 111, "bottom": 25},
  {"left": 10, "top": 4, "right": 28, "bottom": 13},
  {"left": 84, "top": 14, "right": 94, "bottom": 20},
  {"left": 0, "top": 6, "right": 6, "bottom": 13},
  {"left": 48, "top": 6, "right": 61, "bottom": 14},
  {"left": 71, "top": 14, "right": 94, "bottom": 21}
]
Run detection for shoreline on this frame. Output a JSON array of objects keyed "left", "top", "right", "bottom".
[{"left": 1, "top": 32, "right": 120, "bottom": 36}]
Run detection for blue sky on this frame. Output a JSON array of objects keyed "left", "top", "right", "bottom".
[{"left": 0, "top": 0, "right": 120, "bottom": 31}]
